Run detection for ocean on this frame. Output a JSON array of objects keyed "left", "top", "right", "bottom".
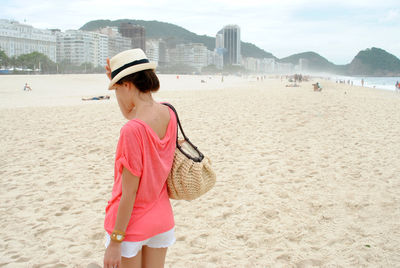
[{"left": 332, "top": 76, "right": 400, "bottom": 91}]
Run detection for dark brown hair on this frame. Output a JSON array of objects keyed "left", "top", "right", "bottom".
[{"left": 116, "top": 69, "right": 160, "bottom": 93}]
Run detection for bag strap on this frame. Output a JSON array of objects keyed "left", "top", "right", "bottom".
[{"left": 162, "top": 102, "right": 204, "bottom": 162}]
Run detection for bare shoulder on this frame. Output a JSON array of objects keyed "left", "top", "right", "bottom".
[
  {"left": 135, "top": 103, "right": 171, "bottom": 139},
  {"left": 159, "top": 103, "right": 171, "bottom": 120}
]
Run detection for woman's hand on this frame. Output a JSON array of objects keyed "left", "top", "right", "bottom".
[
  {"left": 105, "top": 58, "right": 112, "bottom": 81},
  {"left": 178, "top": 139, "right": 186, "bottom": 146},
  {"left": 103, "top": 241, "right": 121, "bottom": 268}
]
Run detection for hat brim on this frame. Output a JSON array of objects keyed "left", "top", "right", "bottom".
[{"left": 108, "top": 62, "right": 157, "bottom": 90}]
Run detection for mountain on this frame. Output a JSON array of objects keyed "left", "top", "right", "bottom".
[
  {"left": 346, "top": 47, "right": 400, "bottom": 76},
  {"left": 279, "top": 49, "right": 400, "bottom": 76},
  {"left": 80, "top": 19, "right": 276, "bottom": 59},
  {"left": 279, "top": 51, "right": 344, "bottom": 73},
  {"left": 80, "top": 20, "right": 400, "bottom": 76}
]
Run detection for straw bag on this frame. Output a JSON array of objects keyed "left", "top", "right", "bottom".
[{"left": 162, "top": 103, "right": 216, "bottom": 201}]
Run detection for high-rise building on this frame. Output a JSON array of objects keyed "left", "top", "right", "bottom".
[
  {"left": 243, "top": 57, "right": 275, "bottom": 73},
  {"left": 97, "top": 27, "right": 131, "bottom": 58},
  {"left": 214, "top": 30, "right": 225, "bottom": 69},
  {"left": 56, "top": 30, "right": 108, "bottom": 67},
  {"left": 219, "top": 25, "right": 241, "bottom": 66},
  {"left": 298, "top": 58, "right": 308, "bottom": 72},
  {"left": 158, "top": 40, "right": 168, "bottom": 67},
  {"left": 0, "top": 19, "right": 56, "bottom": 62},
  {"left": 260, "top": 58, "right": 275, "bottom": 73},
  {"left": 119, "top": 23, "right": 146, "bottom": 51},
  {"left": 275, "top": 62, "right": 293, "bottom": 74},
  {"left": 243, "top": 57, "right": 259, "bottom": 72},
  {"left": 146, "top": 39, "right": 160, "bottom": 65},
  {"left": 168, "top": 43, "right": 209, "bottom": 72}
]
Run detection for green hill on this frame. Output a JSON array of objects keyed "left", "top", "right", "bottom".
[
  {"left": 279, "top": 51, "right": 346, "bottom": 73},
  {"left": 278, "top": 49, "right": 400, "bottom": 76},
  {"left": 80, "top": 21, "right": 400, "bottom": 75},
  {"left": 80, "top": 19, "right": 276, "bottom": 59},
  {"left": 347, "top": 47, "right": 400, "bottom": 76}
]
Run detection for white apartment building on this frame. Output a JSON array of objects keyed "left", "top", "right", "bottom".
[
  {"left": 260, "top": 58, "right": 276, "bottom": 73},
  {"left": 275, "top": 62, "right": 294, "bottom": 74},
  {"left": 0, "top": 19, "right": 56, "bottom": 62},
  {"left": 57, "top": 30, "right": 108, "bottom": 67},
  {"left": 98, "top": 27, "right": 131, "bottom": 58},
  {"left": 243, "top": 57, "right": 276, "bottom": 73},
  {"left": 192, "top": 43, "right": 208, "bottom": 71},
  {"left": 296, "top": 58, "right": 308, "bottom": 72},
  {"left": 214, "top": 30, "right": 225, "bottom": 69},
  {"left": 243, "top": 57, "right": 259, "bottom": 72},
  {"left": 146, "top": 39, "right": 160, "bottom": 65},
  {"left": 168, "top": 43, "right": 209, "bottom": 72}
]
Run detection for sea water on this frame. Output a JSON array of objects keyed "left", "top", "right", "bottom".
[{"left": 332, "top": 75, "right": 400, "bottom": 91}]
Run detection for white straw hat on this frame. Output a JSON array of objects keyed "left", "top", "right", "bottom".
[{"left": 108, "top": 48, "right": 156, "bottom": 90}]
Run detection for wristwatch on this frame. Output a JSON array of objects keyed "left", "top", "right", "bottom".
[{"left": 110, "top": 230, "right": 125, "bottom": 243}]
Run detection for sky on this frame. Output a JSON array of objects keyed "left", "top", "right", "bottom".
[{"left": 1, "top": 0, "right": 399, "bottom": 64}]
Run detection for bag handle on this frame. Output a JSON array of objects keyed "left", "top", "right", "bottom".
[{"left": 162, "top": 103, "right": 204, "bottom": 162}]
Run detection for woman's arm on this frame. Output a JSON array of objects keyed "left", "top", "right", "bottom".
[
  {"left": 104, "top": 167, "right": 140, "bottom": 267},
  {"left": 114, "top": 167, "right": 140, "bottom": 232}
]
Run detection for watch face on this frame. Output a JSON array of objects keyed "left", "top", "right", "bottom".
[{"left": 116, "top": 234, "right": 123, "bottom": 241}]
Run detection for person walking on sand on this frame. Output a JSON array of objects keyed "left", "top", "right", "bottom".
[
  {"left": 103, "top": 49, "right": 177, "bottom": 268},
  {"left": 104, "top": 49, "right": 177, "bottom": 268},
  {"left": 23, "top": 83, "right": 32, "bottom": 91}
]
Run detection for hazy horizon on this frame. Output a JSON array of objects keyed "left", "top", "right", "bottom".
[{"left": 1, "top": 0, "right": 399, "bottom": 65}]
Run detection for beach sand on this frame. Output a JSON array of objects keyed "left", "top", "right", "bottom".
[{"left": 0, "top": 75, "right": 399, "bottom": 267}]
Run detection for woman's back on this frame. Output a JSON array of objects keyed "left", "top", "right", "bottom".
[
  {"left": 105, "top": 105, "right": 176, "bottom": 241},
  {"left": 134, "top": 103, "right": 171, "bottom": 140}
]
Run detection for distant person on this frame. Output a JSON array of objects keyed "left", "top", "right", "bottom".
[
  {"left": 313, "top": 82, "right": 322, "bottom": 91},
  {"left": 81, "top": 95, "right": 110, "bottom": 101},
  {"left": 361, "top": 79, "right": 364, "bottom": 87},
  {"left": 23, "top": 83, "right": 32, "bottom": 91}
]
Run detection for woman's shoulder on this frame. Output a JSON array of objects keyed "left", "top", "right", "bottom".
[{"left": 120, "top": 120, "right": 145, "bottom": 136}]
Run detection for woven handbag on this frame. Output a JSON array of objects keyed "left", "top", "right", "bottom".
[{"left": 162, "top": 103, "right": 216, "bottom": 201}]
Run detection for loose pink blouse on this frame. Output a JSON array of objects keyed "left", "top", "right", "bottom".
[{"left": 104, "top": 107, "right": 177, "bottom": 241}]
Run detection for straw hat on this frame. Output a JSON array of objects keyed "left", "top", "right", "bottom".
[{"left": 108, "top": 48, "right": 156, "bottom": 90}]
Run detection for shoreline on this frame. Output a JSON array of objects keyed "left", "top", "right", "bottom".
[{"left": 0, "top": 74, "right": 398, "bottom": 109}]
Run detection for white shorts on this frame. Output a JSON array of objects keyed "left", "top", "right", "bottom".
[{"left": 105, "top": 228, "right": 176, "bottom": 258}]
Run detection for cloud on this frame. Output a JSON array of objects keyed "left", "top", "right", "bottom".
[{"left": 379, "top": 9, "right": 399, "bottom": 22}]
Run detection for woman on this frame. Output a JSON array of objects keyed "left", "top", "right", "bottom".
[{"left": 103, "top": 49, "right": 177, "bottom": 268}]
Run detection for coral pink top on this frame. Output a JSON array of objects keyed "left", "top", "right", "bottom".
[{"left": 104, "top": 106, "right": 177, "bottom": 241}]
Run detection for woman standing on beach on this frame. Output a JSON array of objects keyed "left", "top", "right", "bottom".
[{"left": 103, "top": 49, "right": 177, "bottom": 268}]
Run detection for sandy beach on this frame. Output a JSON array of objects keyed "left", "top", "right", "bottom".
[{"left": 0, "top": 74, "right": 399, "bottom": 267}]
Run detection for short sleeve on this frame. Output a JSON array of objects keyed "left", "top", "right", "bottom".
[{"left": 115, "top": 124, "right": 143, "bottom": 178}]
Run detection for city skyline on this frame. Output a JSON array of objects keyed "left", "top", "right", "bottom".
[
  {"left": 1, "top": 0, "right": 399, "bottom": 65},
  {"left": 0, "top": 20, "right": 230, "bottom": 73}
]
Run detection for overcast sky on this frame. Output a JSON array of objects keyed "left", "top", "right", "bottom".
[{"left": 1, "top": 0, "right": 399, "bottom": 64}]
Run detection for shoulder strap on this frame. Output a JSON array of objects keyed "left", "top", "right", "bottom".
[{"left": 162, "top": 102, "right": 204, "bottom": 162}]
